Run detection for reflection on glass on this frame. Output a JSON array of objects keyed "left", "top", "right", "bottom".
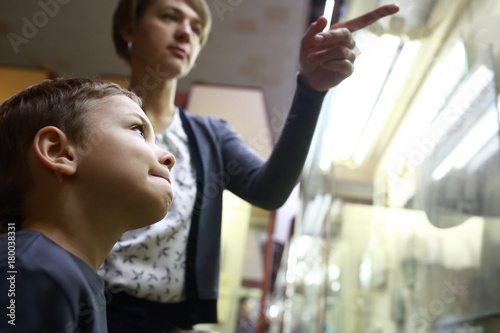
[
  {"left": 269, "top": 40, "right": 500, "bottom": 333},
  {"left": 431, "top": 105, "right": 498, "bottom": 181},
  {"left": 419, "top": 46, "right": 499, "bottom": 229}
]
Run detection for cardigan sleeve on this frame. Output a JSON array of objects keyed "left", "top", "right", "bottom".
[{"left": 222, "top": 76, "right": 327, "bottom": 210}]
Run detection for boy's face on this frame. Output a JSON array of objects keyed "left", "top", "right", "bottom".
[{"left": 75, "top": 95, "right": 175, "bottom": 229}]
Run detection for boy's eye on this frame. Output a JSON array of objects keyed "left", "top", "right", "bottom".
[{"left": 131, "top": 124, "right": 146, "bottom": 138}]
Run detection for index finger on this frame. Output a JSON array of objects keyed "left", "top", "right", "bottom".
[{"left": 332, "top": 4, "right": 400, "bottom": 32}]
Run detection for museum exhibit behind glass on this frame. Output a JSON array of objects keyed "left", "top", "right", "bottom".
[{"left": 268, "top": 27, "right": 500, "bottom": 333}]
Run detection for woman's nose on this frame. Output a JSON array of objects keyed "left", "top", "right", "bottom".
[{"left": 175, "top": 21, "right": 192, "bottom": 42}]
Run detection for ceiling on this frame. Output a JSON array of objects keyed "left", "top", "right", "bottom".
[
  {"left": 0, "top": 0, "right": 450, "bottom": 195},
  {"left": 0, "top": 1, "right": 373, "bottom": 163},
  {"left": 0, "top": 0, "right": 314, "bottom": 127}
]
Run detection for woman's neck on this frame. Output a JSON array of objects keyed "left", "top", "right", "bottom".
[{"left": 130, "top": 68, "right": 178, "bottom": 132}]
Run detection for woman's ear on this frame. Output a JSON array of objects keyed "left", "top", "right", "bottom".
[
  {"left": 32, "top": 126, "right": 78, "bottom": 176},
  {"left": 120, "top": 25, "right": 135, "bottom": 45}
]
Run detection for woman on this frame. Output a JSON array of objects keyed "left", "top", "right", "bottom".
[{"left": 99, "top": 0, "right": 399, "bottom": 331}]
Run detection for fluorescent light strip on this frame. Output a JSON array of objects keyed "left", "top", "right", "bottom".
[
  {"left": 353, "top": 39, "right": 420, "bottom": 165},
  {"left": 431, "top": 65, "right": 494, "bottom": 140},
  {"left": 310, "top": 0, "right": 336, "bottom": 169},
  {"left": 322, "top": 0, "right": 336, "bottom": 31},
  {"left": 431, "top": 106, "right": 499, "bottom": 181},
  {"left": 383, "top": 41, "right": 468, "bottom": 171},
  {"left": 326, "top": 33, "right": 401, "bottom": 162}
]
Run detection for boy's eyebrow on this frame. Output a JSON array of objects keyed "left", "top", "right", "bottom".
[{"left": 124, "top": 111, "right": 147, "bottom": 123}]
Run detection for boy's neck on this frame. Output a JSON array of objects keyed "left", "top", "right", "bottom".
[{"left": 22, "top": 220, "right": 123, "bottom": 272}]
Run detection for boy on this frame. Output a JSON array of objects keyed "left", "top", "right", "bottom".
[{"left": 0, "top": 78, "right": 175, "bottom": 332}]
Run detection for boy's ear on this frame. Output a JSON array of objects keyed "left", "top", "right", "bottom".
[{"left": 33, "top": 126, "right": 78, "bottom": 176}]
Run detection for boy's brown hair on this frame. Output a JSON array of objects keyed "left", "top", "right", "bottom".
[
  {"left": 113, "top": 0, "right": 212, "bottom": 64},
  {"left": 0, "top": 78, "right": 141, "bottom": 231}
]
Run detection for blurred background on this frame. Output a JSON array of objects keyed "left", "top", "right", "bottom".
[{"left": 3, "top": 0, "right": 500, "bottom": 332}]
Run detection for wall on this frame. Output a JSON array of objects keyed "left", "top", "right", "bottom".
[
  {"left": 0, "top": 66, "right": 49, "bottom": 102},
  {"left": 181, "top": 0, "right": 312, "bottom": 138},
  {"left": 195, "top": 192, "right": 253, "bottom": 333},
  {"left": 0, "top": 0, "right": 313, "bottom": 140}
]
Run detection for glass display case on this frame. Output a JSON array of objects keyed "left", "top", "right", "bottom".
[{"left": 268, "top": 37, "right": 500, "bottom": 333}]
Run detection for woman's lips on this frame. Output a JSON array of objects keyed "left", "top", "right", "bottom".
[{"left": 168, "top": 46, "right": 187, "bottom": 58}]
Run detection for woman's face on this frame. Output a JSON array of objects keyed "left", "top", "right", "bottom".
[{"left": 130, "top": 0, "right": 203, "bottom": 80}]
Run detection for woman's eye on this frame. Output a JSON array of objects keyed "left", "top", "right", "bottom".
[
  {"left": 161, "top": 12, "right": 177, "bottom": 21},
  {"left": 192, "top": 25, "right": 201, "bottom": 36},
  {"left": 131, "top": 125, "right": 146, "bottom": 138}
]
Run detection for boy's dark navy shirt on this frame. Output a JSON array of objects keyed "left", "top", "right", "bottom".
[{"left": 0, "top": 229, "right": 107, "bottom": 333}]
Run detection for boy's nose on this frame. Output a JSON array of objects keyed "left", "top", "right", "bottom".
[{"left": 160, "top": 151, "right": 175, "bottom": 170}]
